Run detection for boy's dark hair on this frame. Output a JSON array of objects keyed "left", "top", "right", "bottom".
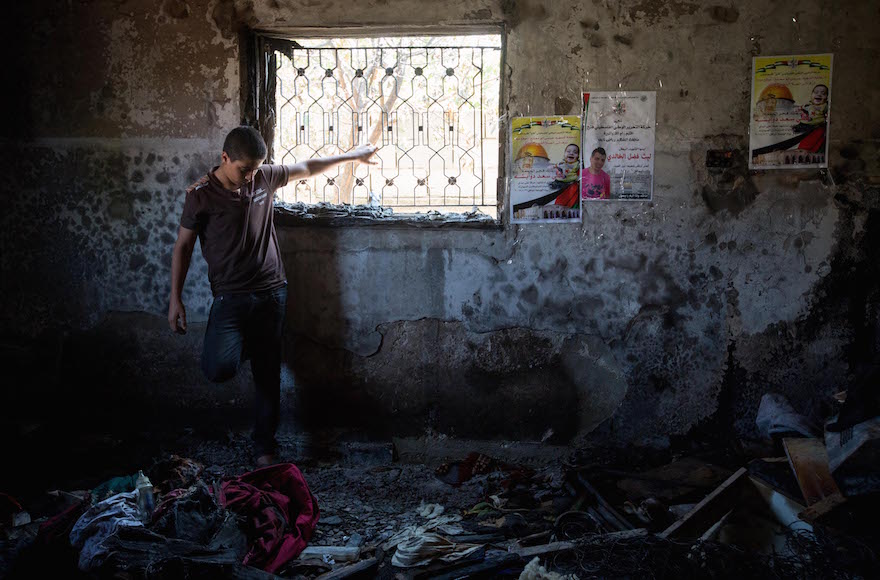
[
  {"left": 223, "top": 126, "right": 267, "bottom": 161},
  {"left": 591, "top": 147, "right": 606, "bottom": 157}
]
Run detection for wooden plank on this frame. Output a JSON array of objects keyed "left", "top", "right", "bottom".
[
  {"left": 576, "top": 474, "right": 634, "bottom": 530},
  {"left": 446, "top": 533, "right": 506, "bottom": 543},
  {"left": 615, "top": 458, "right": 732, "bottom": 503},
  {"left": 420, "top": 553, "right": 521, "bottom": 580},
  {"left": 514, "top": 530, "right": 552, "bottom": 547},
  {"left": 514, "top": 529, "right": 647, "bottom": 558},
  {"left": 783, "top": 437, "right": 841, "bottom": 505},
  {"left": 698, "top": 509, "right": 732, "bottom": 542},
  {"left": 516, "top": 540, "right": 575, "bottom": 558},
  {"left": 799, "top": 492, "right": 846, "bottom": 523},
  {"left": 314, "top": 556, "right": 379, "bottom": 580},
  {"left": 300, "top": 546, "right": 361, "bottom": 563},
  {"left": 659, "top": 467, "right": 748, "bottom": 540}
]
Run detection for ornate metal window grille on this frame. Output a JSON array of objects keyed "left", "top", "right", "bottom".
[{"left": 255, "top": 36, "right": 501, "bottom": 216}]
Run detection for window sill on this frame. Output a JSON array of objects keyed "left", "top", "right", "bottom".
[{"left": 274, "top": 202, "right": 503, "bottom": 229}]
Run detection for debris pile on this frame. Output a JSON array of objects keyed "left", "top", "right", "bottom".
[{"left": 2, "top": 388, "right": 878, "bottom": 578}]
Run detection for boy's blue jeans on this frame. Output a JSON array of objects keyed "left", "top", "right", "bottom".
[{"left": 200, "top": 285, "right": 287, "bottom": 456}]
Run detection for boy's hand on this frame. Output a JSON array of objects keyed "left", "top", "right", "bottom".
[
  {"left": 168, "top": 298, "right": 187, "bottom": 334},
  {"left": 349, "top": 144, "right": 380, "bottom": 165}
]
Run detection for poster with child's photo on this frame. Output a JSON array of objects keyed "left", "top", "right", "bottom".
[
  {"left": 749, "top": 54, "right": 832, "bottom": 169},
  {"left": 510, "top": 116, "right": 582, "bottom": 223},
  {"left": 582, "top": 91, "right": 656, "bottom": 202}
]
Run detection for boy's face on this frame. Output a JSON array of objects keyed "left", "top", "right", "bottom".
[
  {"left": 590, "top": 152, "right": 606, "bottom": 172},
  {"left": 564, "top": 145, "right": 579, "bottom": 163},
  {"left": 220, "top": 153, "right": 264, "bottom": 188},
  {"left": 812, "top": 86, "right": 828, "bottom": 105}
]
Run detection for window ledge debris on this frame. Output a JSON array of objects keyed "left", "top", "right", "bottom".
[{"left": 274, "top": 202, "right": 501, "bottom": 229}]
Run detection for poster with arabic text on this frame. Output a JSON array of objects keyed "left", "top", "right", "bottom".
[
  {"left": 749, "top": 54, "right": 832, "bottom": 169},
  {"left": 510, "top": 116, "right": 582, "bottom": 223},
  {"left": 582, "top": 91, "right": 655, "bottom": 201}
]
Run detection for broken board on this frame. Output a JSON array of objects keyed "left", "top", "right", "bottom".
[
  {"left": 659, "top": 467, "right": 748, "bottom": 541},
  {"left": 782, "top": 437, "right": 841, "bottom": 506}
]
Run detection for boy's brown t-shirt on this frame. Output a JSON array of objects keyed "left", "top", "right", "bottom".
[{"left": 180, "top": 164, "right": 290, "bottom": 296}]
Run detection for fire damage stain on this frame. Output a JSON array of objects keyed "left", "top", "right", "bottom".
[
  {"left": 699, "top": 149, "right": 759, "bottom": 215},
  {"left": 501, "top": 0, "right": 548, "bottom": 28},
  {"left": 639, "top": 257, "right": 690, "bottom": 327},
  {"left": 677, "top": 342, "right": 747, "bottom": 443},
  {"left": 537, "top": 257, "right": 569, "bottom": 283},
  {"left": 129, "top": 253, "right": 147, "bottom": 270},
  {"left": 465, "top": 8, "right": 492, "bottom": 19},
  {"left": 579, "top": 18, "right": 600, "bottom": 30},
  {"left": 211, "top": 0, "right": 238, "bottom": 37},
  {"left": 108, "top": 198, "right": 134, "bottom": 221},
  {"left": 529, "top": 245, "right": 543, "bottom": 263},
  {"left": 520, "top": 285, "right": 539, "bottom": 305},
  {"left": 629, "top": 0, "right": 700, "bottom": 24},
  {"left": 613, "top": 34, "right": 633, "bottom": 46},
  {"left": 605, "top": 254, "right": 647, "bottom": 273},
  {"left": 833, "top": 143, "right": 868, "bottom": 183},
  {"left": 162, "top": 0, "right": 191, "bottom": 19},
  {"left": 839, "top": 145, "right": 860, "bottom": 160},
  {"left": 706, "top": 6, "right": 740, "bottom": 23}
]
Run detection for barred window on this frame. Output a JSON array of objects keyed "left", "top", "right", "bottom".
[{"left": 251, "top": 33, "right": 502, "bottom": 218}]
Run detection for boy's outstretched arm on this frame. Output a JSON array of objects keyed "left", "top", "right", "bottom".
[{"left": 283, "top": 144, "right": 379, "bottom": 183}]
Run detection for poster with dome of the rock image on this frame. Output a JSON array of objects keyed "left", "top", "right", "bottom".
[
  {"left": 749, "top": 54, "right": 833, "bottom": 169},
  {"left": 510, "top": 116, "right": 582, "bottom": 224}
]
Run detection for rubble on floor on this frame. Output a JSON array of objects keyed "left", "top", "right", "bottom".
[{"left": 2, "top": 396, "right": 878, "bottom": 578}]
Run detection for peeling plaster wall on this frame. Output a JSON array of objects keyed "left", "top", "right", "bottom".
[{"left": 3, "top": 0, "right": 879, "bottom": 448}]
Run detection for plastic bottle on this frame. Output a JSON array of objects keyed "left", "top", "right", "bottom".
[{"left": 135, "top": 470, "right": 154, "bottom": 524}]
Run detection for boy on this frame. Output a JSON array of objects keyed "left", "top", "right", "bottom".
[
  {"left": 168, "top": 126, "right": 378, "bottom": 466},
  {"left": 581, "top": 147, "right": 611, "bottom": 200}
]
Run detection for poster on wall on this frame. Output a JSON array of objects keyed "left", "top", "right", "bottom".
[
  {"left": 749, "top": 54, "right": 832, "bottom": 169},
  {"left": 510, "top": 116, "right": 582, "bottom": 223},
  {"left": 581, "top": 91, "right": 656, "bottom": 202}
]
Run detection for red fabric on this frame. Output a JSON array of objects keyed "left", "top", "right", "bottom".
[
  {"left": 36, "top": 496, "right": 89, "bottom": 546},
  {"left": 798, "top": 126, "right": 826, "bottom": 152},
  {"left": 553, "top": 182, "right": 580, "bottom": 208},
  {"left": 219, "top": 463, "right": 319, "bottom": 573},
  {"left": 150, "top": 487, "right": 190, "bottom": 523}
]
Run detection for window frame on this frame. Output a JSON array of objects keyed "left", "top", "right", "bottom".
[{"left": 242, "top": 24, "right": 509, "bottom": 229}]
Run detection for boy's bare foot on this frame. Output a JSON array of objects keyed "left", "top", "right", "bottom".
[{"left": 256, "top": 454, "right": 278, "bottom": 467}]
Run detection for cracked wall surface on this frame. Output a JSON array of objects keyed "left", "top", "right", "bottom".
[{"left": 3, "top": 0, "right": 879, "bottom": 447}]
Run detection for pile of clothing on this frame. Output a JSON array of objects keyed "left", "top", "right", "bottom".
[{"left": 37, "top": 460, "right": 319, "bottom": 577}]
